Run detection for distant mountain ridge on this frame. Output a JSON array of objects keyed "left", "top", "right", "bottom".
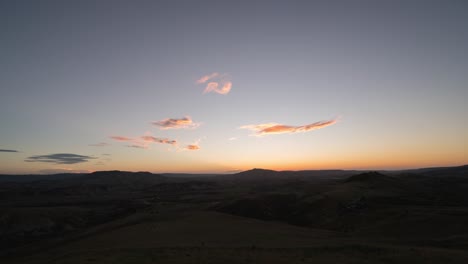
[
  {"left": 344, "top": 171, "right": 398, "bottom": 184},
  {"left": 0, "top": 165, "right": 466, "bottom": 183},
  {"left": 0, "top": 170, "right": 164, "bottom": 185}
]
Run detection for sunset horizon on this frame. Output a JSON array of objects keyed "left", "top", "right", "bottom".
[{"left": 1, "top": 1, "right": 467, "bottom": 175}]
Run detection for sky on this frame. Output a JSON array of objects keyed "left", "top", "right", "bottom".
[{"left": 1, "top": 0, "right": 467, "bottom": 174}]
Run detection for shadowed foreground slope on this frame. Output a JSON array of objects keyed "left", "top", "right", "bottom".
[{"left": 1, "top": 166, "right": 468, "bottom": 263}]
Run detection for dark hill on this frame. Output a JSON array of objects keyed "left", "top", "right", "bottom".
[
  {"left": 217, "top": 168, "right": 282, "bottom": 183},
  {"left": 345, "top": 171, "right": 386, "bottom": 182},
  {"left": 234, "top": 168, "right": 279, "bottom": 178},
  {"left": 344, "top": 171, "right": 400, "bottom": 187},
  {"left": 3, "top": 165, "right": 468, "bottom": 263},
  {"left": 415, "top": 165, "right": 468, "bottom": 178},
  {"left": 73, "top": 171, "right": 166, "bottom": 190}
]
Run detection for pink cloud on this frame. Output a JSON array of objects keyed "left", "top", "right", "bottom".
[
  {"left": 183, "top": 138, "right": 201, "bottom": 151},
  {"left": 110, "top": 133, "right": 178, "bottom": 150},
  {"left": 111, "top": 135, "right": 150, "bottom": 149},
  {"left": 204, "top": 81, "right": 232, "bottom": 95},
  {"left": 185, "top": 144, "right": 200, "bottom": 150},
  {"left": 196, "top": 72, "right": 232, "bottom": 95},
  {"left": 152, "top": 116, "right": 199, "bottom": 129},
  {"left": 110, "top": 136, "right": 133, "bottom": 142},
  {"left": 141, "top": 136, "right": 177, "bottom": 145},
  {"left": 196, "top": 72, "right": 219, "bottom": 84},
  {"left": 240, "top": 118, "right": 338, "bottom": 136}
]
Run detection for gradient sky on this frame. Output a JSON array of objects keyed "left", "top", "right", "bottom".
[{"left": 1, "top": 0, "right": 467, "bottom": 174}]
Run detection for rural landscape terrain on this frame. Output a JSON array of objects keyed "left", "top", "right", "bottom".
[
  {"left": 2, "top": 1, "right": 467, "bottom": 263},
  {"left": 1, "top": 165, "right": 468, "bottom": 263}
]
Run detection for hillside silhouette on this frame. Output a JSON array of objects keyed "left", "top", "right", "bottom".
[{"left": 1, "top": 165, "right": 468, "bottom": 263}]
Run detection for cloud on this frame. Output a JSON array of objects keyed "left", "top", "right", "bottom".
[
  {"left": 0, "top": 149, "right": 19, "bottom": 153},
  {"left": 196, "top": 72, "right": 219, "bottom": 84},
  {"left": 152, "top": 116, "right": 199, "bottom": 129},
  {"left": 184, "top": 139, "right": 201, "bottom": 151},
  {"left": 228, "top": 137, "right": 238, "bottom": 141},
  {"left": 240, "top": 118, "right": 338, "bottom": 136},
  {"left": 126, "top": 144, "right": 148, "bottom": 149},
  {"left": 196, "top": 72, "right": 232, "bottom": 95},
  {"left": 204, "top": 81, "right": 232, "bottom": 95},
  {"left": 185, "top": 144, "right": 200, "bottom": 150},
  {"left": 25, "top": 153, "right": 96, "bottom": 164},
  {"left": 110, "top": 136, "right": 133, "bottom": 142},
  {"left": 141, "top": 136, "right": 177, "bottom": 145},
  {"left": 89, "top": 142, "right": 110, "bottom": 147},
  {"left": 110, "top": 133, "right": 178, "bottom": 150},
  {"left": 110, "top": 135, "right": 149, "bottom": 148}
]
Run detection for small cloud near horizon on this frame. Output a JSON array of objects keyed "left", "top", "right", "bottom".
[
  {"left": 185, "top": 144, "right": 200, "bottom": 150},
  {"left": 0, "top": 149, "right": 19, "bottom": 153},
  {"left": 152, "top": 116, "right": 199, "bottom": 129},
  {"left": 184, "top": 139, "right": 201, "bottom": 151},
  {"left": 197, "top": 72, "right": 232, "bottom": 95},
  {"left": 141, "top": 136, "right": 177, "bottom": 145},
  {"left": 25, "top": 153, "right": 96, "bottom": 164},
  {"left": 240, "top": 118, "right": 338, "bottom": 136},
  {"left": 89, "top": 142, "right": 111, "bottom": 147},
  {"left": 110, "top": 136, "right": 133, "bottom": 142},
  {"left": 126, "top": 144, "right": 148, "bottom": 149}
]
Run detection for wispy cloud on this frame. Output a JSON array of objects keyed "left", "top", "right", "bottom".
[
  {"left": 110, "top": 136, "right": 150, "bottom": 148},
  {"left": 110, "top": 133, "right": 178, "bottom": 150},
  {"left": 89, "top": 142, "right": 111, "bottom": 147},
  {"left": 196, "top": 72, "right": 219, "bottom": 84},
  {"left": 184, "top": 139, "right": 201, "bottom": 151},
  {"left": 196, "top": 72, "right": 232, "bottom": 95},
  {"left": 152, "top": 116, "right": 199, "bottom": 129},
  {"left": 0, "top": 149, "right": 19, "bottom": 153},
  {"left": 126, "top": 144, "right": 148, "bottom": 149},
  {"left": 110, "top": 136, "right": 133, "bottom": 142},
  {"left": 240, "top": 118, "right": 338, "bottom": 136},
  {"left": 204, "top": 81, "right": 232, "bottom": 95},
  {"left": 185, "top": 144, "right": 200, "bottom": 150},
  {"left": 141, "top": 136, "right": 177, "bottom": 145},
  {"left": 26, "top": 153, "right": 96, "bottom": 164}
]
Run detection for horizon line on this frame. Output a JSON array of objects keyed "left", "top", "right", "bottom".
[{"left": 0, "top": 164, "right": 466, "bottom": 176}]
